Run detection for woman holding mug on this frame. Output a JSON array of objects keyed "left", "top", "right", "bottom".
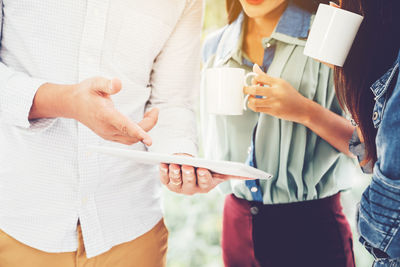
[{"left": 200, "top": 0, "right": 359, "bottom": 266}]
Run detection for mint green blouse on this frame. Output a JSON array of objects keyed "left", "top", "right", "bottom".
[{"left": 200, "top": 9, "right": 359, "bottom": 204}]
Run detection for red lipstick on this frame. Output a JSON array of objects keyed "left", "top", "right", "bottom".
[{"left": 246, "top": 0, "right": 264, "bottom": 5}]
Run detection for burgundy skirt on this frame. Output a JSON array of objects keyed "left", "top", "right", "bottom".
[{"left": 221, "top": 193, "right": 355, "bottom": 267}]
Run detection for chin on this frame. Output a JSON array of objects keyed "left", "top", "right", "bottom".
[{"left": 242, "top": 6, "right": 270, "bottom": 18}]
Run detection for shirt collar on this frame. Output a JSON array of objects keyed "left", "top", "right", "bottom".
[
  {"left": 370, "top": 62, "right": 399, "bottom": 99},
  {"left": 214, "top": 1, "right": 311, "bottom": 66}
]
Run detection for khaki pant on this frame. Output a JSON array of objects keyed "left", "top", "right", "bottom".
[{"left": 0, "top": 219, "right": 168, "bottom": 267}]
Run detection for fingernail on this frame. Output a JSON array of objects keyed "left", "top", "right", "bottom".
[
  {"left": 184, "top": 170, "right": 192, "bottom": 175},
  {"left": 253, "top": 64, "right": 263, "bottom": 73},
  {"left": 160, "top": 167, "right": 168, "bottom": 173},
  {"left": 173, "top": 169, "right": 180, "bottom": 175},
  {"left": 198, "top": 171, "right": 206, "bottom": 176},
  {"left": 142, "top": 137, "right": 152, "bottom": 146}
]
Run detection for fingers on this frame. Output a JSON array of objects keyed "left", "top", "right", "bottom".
[
  {"left": 244, "top": 85, "right": 270, "bottom": 97},
  {"left": 138, "top": 108, "right": 159, "bottom": 132},
  {"left": 108, "top": 110, "right": 152, "bottom": 146},
  {"left": 253, "top": 74, "right": 276, "bottom": 86},
  {"left": 110, "top": 135, "right": 141, "bottom": 145},
  {"left": 159, "top": 163, "right": 169, "bottom": 185},
  {"left": 181, "top": 165, "right": 196, "bottom": 195},
  {"left": 248, "top": 96, "right": 271, "bottom": 108},
  {"left": 196, "top": 168, "right": 213, "bottom": 190},
  {"left": 168, "top": 164, "right": 182, "bottom": 189},
  {"left": 250, "top": 65, "right": 276, "bottom": 86}
]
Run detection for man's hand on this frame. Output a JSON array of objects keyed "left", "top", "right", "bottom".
[
  {"left": 30, "top": 77, "right": 158, "bottom": 146},
  {"left": 69, "top": 77, "right": 158, "bottom": 145}
]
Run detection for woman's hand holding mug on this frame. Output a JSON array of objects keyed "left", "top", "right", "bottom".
[{"left": 244, "top": 64, "right": 312, "bottom": 124}]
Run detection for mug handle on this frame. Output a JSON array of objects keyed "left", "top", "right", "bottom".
[{"left": 243, "top": 72, "right": 257, "bottom": 111}]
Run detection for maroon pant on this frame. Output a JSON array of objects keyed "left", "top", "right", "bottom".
[{"left": 221, "top": 193, "right": 355, "bottom": 267}]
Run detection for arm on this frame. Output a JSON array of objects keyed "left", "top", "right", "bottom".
[
  {"left": 245, "top": 64, "right": 355, "bottom": 157},
  {"left": 30, "top": 78, "right": 157, "bottom": 145},
  {"left": 0, "top": 62, "right": 156, "bottom": 144},
  {"left": 300, "top": 97, "right": 355, "bottom": 156},
  {"left": 146, "top": 0, "right": 201, "bottom": 156}
]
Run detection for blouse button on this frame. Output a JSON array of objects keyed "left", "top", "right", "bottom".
[
  {"left": 247, "top": 146, "right": 252, "bottom": 155},
  {"left": 266, "top": 42, "right": 271, "bottom": 48},
  {"left": 251, "top": 186, "right": 258, "bottom": 193},
  {"left": 373, "top": 112, "right": 379, "bottom": 120}
]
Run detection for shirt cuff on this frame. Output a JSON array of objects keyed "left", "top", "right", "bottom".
[{"left": 0, "top": 75, "right": 57, "bottom": 132}]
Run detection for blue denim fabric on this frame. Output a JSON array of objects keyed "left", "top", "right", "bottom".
[
  {"left": 373, "top": 258, "right": 400, "bottom": 267},
  {"left": 358, "top": 49, "right": 400, "bottom": 266}
]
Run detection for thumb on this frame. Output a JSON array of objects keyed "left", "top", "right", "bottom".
[
  {"left": 109, "top": 78, "right": 122, "bottom": 95},
  {"left": 91, "top": 77, "right": 121, "bottom": 95},
  {"left": 253, "top": 63, "right": 265, "bottom": 75},
  {"left": 138, "top": 108, "right": 159, "bottom": 132}
]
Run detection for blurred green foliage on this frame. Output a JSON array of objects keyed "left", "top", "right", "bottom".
[{"left": 163, "top": 0, "right": 374, "bottom": 266}]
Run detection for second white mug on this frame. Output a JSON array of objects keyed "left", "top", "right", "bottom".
[
  {"left": 304, "top": 3, "right": 363, "bottom": 67},
  {"left": 205, "top": 67, "right": 256, "bottom": 115}
]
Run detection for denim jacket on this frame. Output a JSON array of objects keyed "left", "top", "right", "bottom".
[{"left": 358, "top": 49, "right": 400, "bottom": 265}]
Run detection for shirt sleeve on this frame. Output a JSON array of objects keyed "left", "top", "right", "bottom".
[
  {"left": 357, "top": 67, "right": 400, "bottom": 258},
  {"left": 146, "top": 0, "right": 202, "bottom": 156},
  {"left": 0, "top": 62, "right": 57, "bottom": 131},
  {"left": 375, "top": 71, "right": 400, "bottom": 180}
]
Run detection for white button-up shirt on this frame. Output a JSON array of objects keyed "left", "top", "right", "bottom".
[{"left": 0, "top": 0, "right": 201, "bottom": 258}]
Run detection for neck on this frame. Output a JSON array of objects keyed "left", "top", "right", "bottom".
[{"left": 246, "top": 2, "right": 288, "bottom": 37}]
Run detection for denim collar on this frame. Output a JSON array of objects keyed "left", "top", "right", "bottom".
[
  {"left": 214, "top": 1, "right": 311, "bottom": 66},
  {"left": 370, "top": 62, "right": 399, "bottom": 100}
]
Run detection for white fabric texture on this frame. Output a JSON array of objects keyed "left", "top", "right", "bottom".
[{"left": 0, "top": 0, "right": 201, "bottom": 258}]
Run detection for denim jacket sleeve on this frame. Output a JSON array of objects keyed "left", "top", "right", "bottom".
[{"left": 358, "top": 51, "right": 400, "bottom": 260}]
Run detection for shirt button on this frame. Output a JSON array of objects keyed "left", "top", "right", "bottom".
[
  {"left": 251, "top": 186, "right": 258, "bottom": 193},
  {"left": 250, "top": 206, "right": 259, "bottom": 215},
  {"left": 266, "top": 42, "right": 271, "bottom": 48},
  {"left": 373, "top": 111, "right": 379, "bottom": 120},
  {"left": 247, "top": 146, "right": 252, "bottom": 155}
]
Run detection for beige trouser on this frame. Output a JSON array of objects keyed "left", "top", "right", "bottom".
[{"left": 0, "top": 219, "right": 168, "bottom": 267}]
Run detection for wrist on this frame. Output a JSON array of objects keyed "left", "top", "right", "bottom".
[
  {"left": 30, "top": 83, "right": 75, "bottom": 120},
  {"left": 61, "top": 84, "right": 79, "bottom": 119},
  {"left": 295, "top": 97, "right": 314, "bottom": 126}
]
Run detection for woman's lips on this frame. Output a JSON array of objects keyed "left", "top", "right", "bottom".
[{"left": 246, "top": 0, "right": 264, "bottom": 5}]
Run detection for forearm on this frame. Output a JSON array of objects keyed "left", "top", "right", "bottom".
[
  {"left": 300, "top": 98, "right": 355, "bottom": 157},
  {"left": 29, "top": 83, "right": 75, "bottom": 120}
]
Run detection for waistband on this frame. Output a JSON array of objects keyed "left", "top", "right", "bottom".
[{"left": 226, "top": 193, "right": 342, "bottom": 217}]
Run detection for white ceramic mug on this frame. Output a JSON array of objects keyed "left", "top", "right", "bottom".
[
  {"left": 205, "top": 67, "right": 256, "bottom": 115},
  {"left": 304, "top": 3, "right": 363, "bottom": 67}
]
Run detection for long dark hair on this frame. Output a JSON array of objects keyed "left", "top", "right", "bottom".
[
  {"left": 226, "top": 0, "right": 331, "bottom": 24},
  {"left": 334, "top": 0, "right": 400, "bottom": 163}
]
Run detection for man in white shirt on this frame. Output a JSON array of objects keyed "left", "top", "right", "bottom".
[{"left": 0, "top": 0, "right": 207, "bottom": 266}]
